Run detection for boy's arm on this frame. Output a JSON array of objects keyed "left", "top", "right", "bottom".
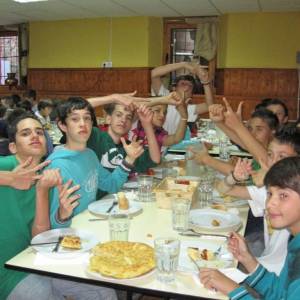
[
  {"left": 32, "top": 169, "right": 62, "bottom": 236},
  {"left": 97, "top": 163, "right": 129, "bottom": 193},
  {"left": 151, "top": 62, "right": 192, "bottom": 95},
  {"left": 136, "top": 105, "right": 161, "bottom": 163},
  {"left": 162, "top": 103, "right": 188, "bottom": 146},
  {"left": 190, "top": 145, "right": 234, "bottom": 175},
  {"left": 223, "top": 98, "right": 268, "bottom": 164},
  {"left": 194, "top": 66, "right": 214, "bottom": 115},
  {"left": 0, "top": 159, "right": 50, "bottom": 190},
  {"left": 209, "top": 103, "right": 247, "bottom": 149}
]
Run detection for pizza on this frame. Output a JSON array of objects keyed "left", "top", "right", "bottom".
[
  {"left": 61, "top": 235, "right": 81, "bottom": 249},
  {"left": 89, "top": 241, "right": 155, "bottom": 279},
  {"left": 187, "top": 247, "right": 215, "bottom": 261}
]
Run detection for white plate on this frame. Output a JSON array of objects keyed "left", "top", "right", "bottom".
[
  {"left": 123, "top": 181, "right": 138, "bottom": 189},
  {"left": 178, "top": 241, "right": 233, "bottom": 273},
  {"left": 31, "top": 228, "right": 99, "bottom": 258},
  {"left": 212, "top": 190, "right": 248, "bottom": 207},
  {"left": 189, "top": 208, "right": 242, "bottom": 233},
  {"left": 164, "top": 154, "right": 185, "bottom": 161},
  {"left": 86, "top": 267, "right": 156, "bottom": 282},
  {"left": 88, "top": 194, "right": 142, "bottom": 218}
]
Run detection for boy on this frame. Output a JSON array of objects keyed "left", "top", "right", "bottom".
[
  {"left": 151, "top": 62, "right": 214, "bottom": 135},
  {"left": 218, "top": 127, "right": 300, "bottom": 274},
  {"left": 87, "top": 102, "right": 160, "bottom": 175},
  {"left": 0, "top": 113, "right": 116, "bottom": 299},
  {"left": 130, "top": 101, "right": 188, "bottom": 150},
  {"left": 200, "top": 156, "right": 300, "bottom": 300},
  {"left": 255, "top": 98, "right": 289, "bottom": 126},
  {"left": 192, "top": 104, "right": 278, "bottom": 175},
  {"left": 47, "top": 97, "right": 144, "bottom": 228},
  {"left": 35, "top": 99, "right": 53, "bottom": 127}
]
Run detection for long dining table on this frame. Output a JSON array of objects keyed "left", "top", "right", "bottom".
[{"left": 5, "top": 185, "right": 249, "bottom": 300}]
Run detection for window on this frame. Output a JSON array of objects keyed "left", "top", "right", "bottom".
[
  {"left": 0, "top": 32, "right": 19, "bottom": 85},
  {"left": 163, "top": 18, "right": 216, "bottom": 93}
]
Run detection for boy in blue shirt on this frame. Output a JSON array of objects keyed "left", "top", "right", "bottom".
[{"left": 48, "top": 97, "right": 144, "bottom": 228}]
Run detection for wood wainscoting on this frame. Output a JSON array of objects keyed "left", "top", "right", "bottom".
[
  {"left": 214, "top": 68, "right": 298, "bottom": 120},
  {"left": 23, "top": 67, "right": 299, "bottom": 120}
]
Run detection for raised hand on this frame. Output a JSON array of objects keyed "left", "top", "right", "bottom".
[
  {"left": 223, "top": 98, "right": 243, "bottom": 129},
  {"left": 236, "top": 101, "right": 244, "bottom": 121},
  {"left": 251, "top": 159, "right": 269, "bottom": 187},
  {"left": 228, "top": 232, "right": 258, "bottom": 273},
  {"left": 187, "top": 143, "right": 210, "bottom": 165},
  {"left": 199, "top": 268, "right": 239, "bottom": 294},
  {"left": 163, "top": 91, "right": 185, "bottom": 106},
  {"left": 195, "top": 65, "right": 210, "bottom": 83},
  {"left": 121, "top": 136, "right": 144, "bottom": 165},
  {"left": 136, "top": 104, "right": 153, "bottom": 126},
  {"left": 57, "top": 180, "right": 81, "bottom": 222},
  {"left": 176, "top": 102, "right": 188, "bottom": 119},
  {"left": 12, "top": 157, "right": 51, "bottom": 190},
  {"left": 232, "top": 158, "right": 253, "bottom": 182},
  {"left": 209, "top": 104, "right": 225, "bottom": 123},
  {"left": 36, "top": 169, "right": 62, "bottom": 190},
  {"left": 112, "top": 91, "right": 151, "bottom": 109}
]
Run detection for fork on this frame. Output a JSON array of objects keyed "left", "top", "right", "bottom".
[{"left": 106, "top": 200, "right": 118, "bottom": 213}]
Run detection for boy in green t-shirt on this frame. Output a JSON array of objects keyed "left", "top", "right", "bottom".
[{"left": 1, "top": 112, "right": 117, "bottom": 300}]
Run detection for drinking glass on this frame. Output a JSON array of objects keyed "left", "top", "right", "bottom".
[
  {"left": 154, "top": 238, "right": 180, "bottom": 283},
  {"left": 172, "top": 198, "right": 191, "bottom": 231},
  {"left": 109, "top": 214, "right": 129, "bottom": 241},
  {"left": 219, "top": 136, "right": 230, "bottom": 161},
  {"left": 137, "top": 175, "right": 153, "bottom": 202}
]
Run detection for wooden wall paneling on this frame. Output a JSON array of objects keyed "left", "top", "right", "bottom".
[{"left": 28, "top": 67, "right": 152, "bottom": 98}]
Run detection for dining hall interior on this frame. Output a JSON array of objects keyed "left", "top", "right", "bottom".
[
  {"left": 0, "top": 0, "right": 300, "bottom": 120},
  {"left": 1, "top": 1, "right": 300, "bottom": 300}
]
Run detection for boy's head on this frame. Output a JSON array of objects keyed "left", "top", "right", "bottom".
[
  {"left": 267, "top": 125, "right": 300, "bottom": 167},
  {"left": 264, "top": 156, "right": 300, "bottom": 231},
  {"left": 57, "top": 97, "right": 94, "bottom": 145},
  {"left": 173, "top": 75, "right": 196, "bottom": 99},
  {"left": 7, "top": 112, "right": 46, "bottom": 159},
  {"left": 151, "top": 104, "right": 168, "bottom": 128},
  {"left": 37, "top": 99, "right": 53, "bottom": 118},
  {"left": 104, "top": 103, "right": 134, "bottom": 138},
  {"left": 256, "top": 98, "right": 288, "bottom": 125},
  {"left": 23, "top": 89, "right": 37, "bottom": 103},
  {"left": 247, "top": 109, "right": 279, "bottom": 147}
]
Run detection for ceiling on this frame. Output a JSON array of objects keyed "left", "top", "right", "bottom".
[{"left": 1, "top": 0, "right": 300, "bottom": 26}]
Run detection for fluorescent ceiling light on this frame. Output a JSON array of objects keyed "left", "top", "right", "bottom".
[{"left": 13, "top": 0, "right": 48, "bottom": 3}]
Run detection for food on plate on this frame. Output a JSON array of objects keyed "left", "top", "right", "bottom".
[
  {"left": 89, "top": 241, "right": 155, "bottom": 279},
  {"left": 147, "top": 168, "right": 155, "bottom": 176},
  {"left": 187, "top": 247, "right": 215, "bottom": 261},
  {"left": 211, "top": 204, "right": 227, "bottom": 211},
  {"left": 175, "top": 179, "right": 190, "bottom": 185},
  {"left": 211, "top": 219, "right": 221, "bottom": 227},
  {"left": 61, "top": 235, "right": 81, "bottom": 249},
  {"left": 117, "top": 192, "right": 129, "bottom": 210}
]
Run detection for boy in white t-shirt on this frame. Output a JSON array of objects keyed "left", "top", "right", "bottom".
[{"left": 151, "top": 62, "right": 214, "bottom": 134}]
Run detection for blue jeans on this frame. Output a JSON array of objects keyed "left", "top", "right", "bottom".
[{"left": 8, "top": 274, "right": 117, "bottom": 300}]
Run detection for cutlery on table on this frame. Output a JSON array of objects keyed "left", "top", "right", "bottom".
[
  {"left": 179, "top": 230, "right": 229, "bottom": 239},
  {"left": 30, "top": 241, "right": 61, "bottom": 246},
  {"left": 106, "top": 200, "right": 118, "bottom": 213},
  {"left": 52, "top": 236, "right": 63, "bottom": 252}
]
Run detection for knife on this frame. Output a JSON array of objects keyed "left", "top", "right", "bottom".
[{"left": 52, "top": 236, "right": 63, "bottom": 252}]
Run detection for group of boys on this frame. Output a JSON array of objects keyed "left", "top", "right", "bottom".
[{"left": 0, "top": 62, "right": 214, "bottom": 299}]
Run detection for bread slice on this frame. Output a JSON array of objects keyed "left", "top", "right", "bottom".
[{"left": 117, "top": 192, "right": 129, "bottom": 210}]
